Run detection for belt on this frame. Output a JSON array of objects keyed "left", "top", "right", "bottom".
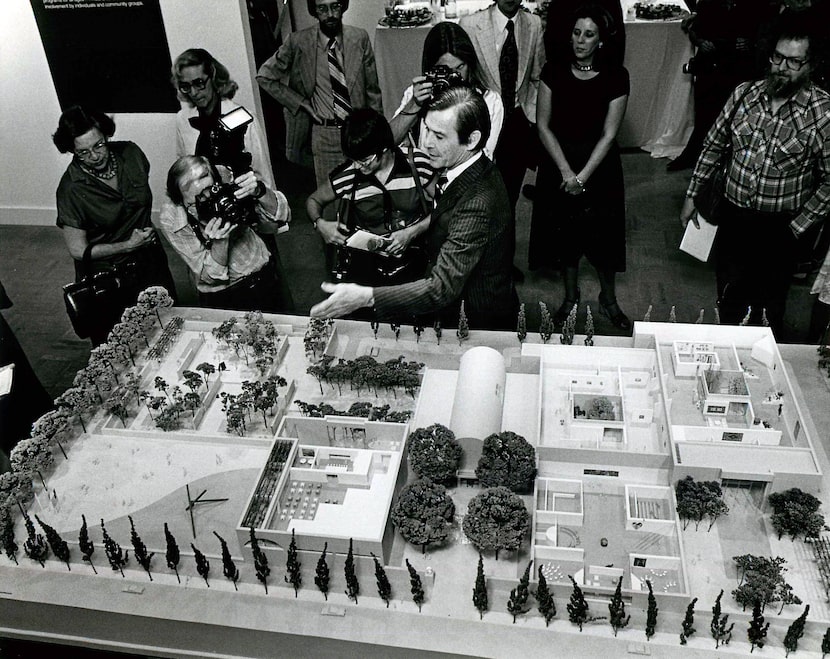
[{"left": 316, "top": 118, "right": 345, "bottom": 128}]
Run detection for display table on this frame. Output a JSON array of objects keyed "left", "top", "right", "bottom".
[{"left": 374, "top": 16, "right": 693, "bottom": 153}]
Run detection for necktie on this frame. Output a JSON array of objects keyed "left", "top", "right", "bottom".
[
  {"left": 328, "top": 38, "right": 352, "bottom": 121},
  {"left": 499, "top": 20, "right": 518, "bottom": 114},
  {"left": 434, "top": 174, "right": 449, "bottom": 206}
]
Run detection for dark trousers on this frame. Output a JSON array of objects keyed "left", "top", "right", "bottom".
[
  {"left": 715, "top": 201, "right": 798, "bottom": 336},
  {"left": 198, "top": 260, "right": 285, "bottom": 314}
]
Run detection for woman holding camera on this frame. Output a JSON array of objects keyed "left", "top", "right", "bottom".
[
  {"left": 54, "top": 106, "right": 177, "bottom": 345},
  {"left": 158, "top": 156, "right": 291, "bottom": 312},
  {"left": 389, "top": 22, "right": 503, "bottom": 159},
  {"left": 306, "top": 109, "right": 435, "bottom": 288}
]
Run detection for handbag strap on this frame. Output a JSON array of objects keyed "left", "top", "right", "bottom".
[{"left": 80, "top": 243, "right": 97, "bottom": 280}]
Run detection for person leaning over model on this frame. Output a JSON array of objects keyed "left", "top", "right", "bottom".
[
  {"left": 256, "top": 0, "right": 383, "bottom": 187},
  {"left": 54, "top": 106, "right": 177, "bottom": 345},
  {"left": 680, "top": 15, "right": 830, "bottom": 336},
  {"left": 159, "top": 156, "right": 291, "bottom": 313},
  {"left": 311, "top": 86, "right": 519, "bottom": 330}
]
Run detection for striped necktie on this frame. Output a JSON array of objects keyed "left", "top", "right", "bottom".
[{"left": 328, "top": 38, "right": 352, "bottom": 121}]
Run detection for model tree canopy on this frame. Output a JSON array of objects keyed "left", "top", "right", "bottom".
[
  {"left": 462, "top": 487, "right": 530, "bottom": 560},
  {"left": 391, "top": 478, "right": 455, "bottom": 554},
  {"left": 475, "top": 431, "right": 537, "bottom": 493},
  {"left": 768, "top": 488, "right": 826, "bottom": 541},
  {"left": 407, "top": 424, "right": 463, "bottom": 485}
]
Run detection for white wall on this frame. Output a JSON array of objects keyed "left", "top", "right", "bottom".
[{"left": 0, "top": 0, "right": 262, "bottom": 226}]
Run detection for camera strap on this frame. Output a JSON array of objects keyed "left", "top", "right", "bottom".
[{"left": 185, "top": 209, "right": 212, "bottom": 249}]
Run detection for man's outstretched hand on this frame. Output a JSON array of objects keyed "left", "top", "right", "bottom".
[{"left": 310, "top": 282, "right": 374, "bottom": 319}]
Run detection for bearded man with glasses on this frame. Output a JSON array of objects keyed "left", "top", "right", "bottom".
[
  {"left": 256, "top": 0, "right": 383, "bottom": 187},
  {"left": 680, "top": 17, "right": 830, "bottom": 337}
]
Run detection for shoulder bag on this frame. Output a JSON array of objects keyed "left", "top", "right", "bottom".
[{"left": 63, "top": 244, "right": 123, "bottom": 339}]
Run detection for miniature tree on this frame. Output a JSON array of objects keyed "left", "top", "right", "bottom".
[
  {"left": 0, "top": 471, "right": 34, "bottom": 509},
  {"left": 539, "top": 301, "right": 553, "bottom": 343},
  {"left": 472, "top": 553, "right": 488, "bottom": 620},
  {"left": 462, "top": 487, "right": 530, "bottom": 560},
  {"left": 822, "top": 626, "right": 830, "bottom": 658},
  {"left": 344, "top": 538, "right": 359, "bottom": 604},
  {"left": 213, "top": 531, "right": 239, "bottom": 591},
  {"left": 413, "top": 322, "right": 424, "bottom": 343},
  {"left": 371, "top": 553, "right": 392, "bottom": 607},
  {"left": 643, "top": 304, "right": 652, "bottom": 322},
  {"left": 457, "top": 301, "right": 469, "bottom": 346},
  {"left": 1, "top": 507, "right": 19, "bottom": 565},
  {"left": 645, "top": 579, "right": 658, "bottom": 641},
  {"left": 739, "top": 306, "right": 752, "bottom": 326},
  {"left": 732, "top": 555, "right": 796, "bottom": 613},
  {"left": 250, "top": 527, "right": 270, "bottom": 594},
  {"left": 10, "top": 436, "right": 53, "bottom": 491},
  {"left": 154, "top": 376, "right": 170, "bottom": 400},
  {"left": 131, "top": 517, "right": 156, "bottom": 582},
  {"left": 679, "top": 597, "right": 697, "bottom": 644},
  {"left": 21, "top": 508, "right": 48, "bottom": 568},
  {"left": 101, "top": 519, "right": 128, "bottom": 577},
  {"left": 163, "top": 523, "right": 181, "bottom": 583},
  {"left": 747, "top": 599, "right": 769, "bottom": 652},
  {"left": 391, "top": 322, "right": 401, "bottom": 341},
  {"left": 391, "top": 478, "right": 455, "bottom": 554},
  {"left": 567, "top": 575, "right": 589, "bottom": 631},
  {"left": 31, "top": 410, "right": 70, "bottom": 459},
  {"left": 762, "top": 308, "right": 770, "bottom": 327},
  {"left": 768, "top": 488, "right": 825, "bottom": 542},
  {"left": 36, "top": 515, "right": 70, "bottom": 571},
  {"left": 195, "top": 362, "right": 216, "bottom": 386},
  {"left": 535, "top": 566, "right": 556, "bottom": 626},
  {"left": 192, "top": 543, "right": 210, "bottom": 587},
  {"left": 783, "top": 604, "right": 809, "bottom": 656},
  {"left": 78, "top": 514, "right": 96, "bottom": 574},
  {"left": 406, "top": 559, "right": 425, "bottom": 612},
  {"left": 584, "top": 305, "right": 595, "bottom": 346},
  {"left": 407, "top": 424, "right": 462, "bottom": 485},
  {"left": 516, "top": 303, "right": 527, "bottom": 344},
  {"left": 285, "top": 528, "right": 302, "bottom": 597},
  {"left": 695, "top": 308, "right": 705, "bottom": 324},
  {"left": 506, "top": 560, "right": 532, "bottom": 623},
  {"left": 608, "top": 576, "right": 630, "bottom": 636},
  {"left": 136, "top": 285, "right": 174, "bottom": 327},
  {"left": 433, "top": 319, "right": 442, "bottom": 345},
  {"left": 54, "top": 386, "right": 95, "bottom": 433},
  {"left": 714, "top": 306, "right": 721, "bottom": 325},
  {"left": 710, "top": 590, "right": 734, "bottom": 648},
  {"left": 315, "top": 543, "right": 330, "bottom": 600},
  {"left": 668, "top": 305, "right": 677, "bottom": 323},
  {"left": 560, "top": 303, "right": 577, "bottom": 345},
  {"left": 475, "top": 431, "right": 537, "bottom": 493},
  {"left": 371, "top": 320, "right": 380, "bottom": 340}
]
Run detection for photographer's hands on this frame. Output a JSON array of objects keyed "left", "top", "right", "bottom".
[
  {"left": 316, "top": 220, "right": 347, "bottom": 246},
  {"left": 203, "top": 217, "right": 234, "bottom": 266}
]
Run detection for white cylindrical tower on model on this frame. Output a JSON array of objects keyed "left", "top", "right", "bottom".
[{"left": 449, "top": 346, "right": 506, "bottom": 439}]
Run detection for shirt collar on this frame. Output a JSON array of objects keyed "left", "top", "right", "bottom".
[
  {"left": 493, "top": 7, "right": 510, "bottom": 35},
  {"left": 318, "top": 28, "right": 342, "bottom": 50},
  {"left": 444, "top": 151, "right": 483, "bottom": 187}
]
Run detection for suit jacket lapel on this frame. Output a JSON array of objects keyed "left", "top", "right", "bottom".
[
  {"left": 436, "top": 157, "right": 489, "bottom": 216},
  {"left": 516, "top": 12, "right": 533, "bottom": 89},
  {"left": 342, "top": 28, "right": 361, "bottom": 96},
  {"left": 300, "top": 28, "right": 318, "bottom": 98},
  {"left": 476, "top": 7, "right": 500, "bottom": 91}
]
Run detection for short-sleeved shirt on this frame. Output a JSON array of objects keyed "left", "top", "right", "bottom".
[
  {"left": 329, "top": 147, "right": 435, "bottom": 234},
  {"left": 56, "top": 141, "right": 153, "bottom": 267}
]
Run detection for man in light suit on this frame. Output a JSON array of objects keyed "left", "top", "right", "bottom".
[
  {"left": 257, "top": 0, "right": 383, "bottom": 186},
  {"left": 460, "top": 0, "right": 545, "bottom": 279},
  {"left": 310, "top": 87, "right": 519, "bottom": 330}
]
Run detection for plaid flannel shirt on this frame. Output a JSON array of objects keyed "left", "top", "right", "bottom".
[{"left": 687, "top": 80, "right": 830, "bottom": 235}]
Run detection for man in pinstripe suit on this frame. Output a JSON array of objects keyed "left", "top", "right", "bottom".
[{"left": 311, "top": 87, "right": 519, "bottom": 330}]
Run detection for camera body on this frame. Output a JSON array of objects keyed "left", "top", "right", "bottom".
[
  {"left": 195, "top": 182, "right": 258, "bottom": 228},
  {"left": 425, "top": 65, "right": 466, "bottom": 97}
]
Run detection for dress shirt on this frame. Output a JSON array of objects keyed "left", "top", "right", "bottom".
[
  {"left": 444, "top": 151, "right": 483, "bottom": 188},
  {"left": 687, "top": 80, "right": 830, "bottom": 235},
  {"left": 493, "top": 10, "right": 512, "bottom": 54},
  {"left": 311, "top": 29, "right": 341, "bottom": 121}
]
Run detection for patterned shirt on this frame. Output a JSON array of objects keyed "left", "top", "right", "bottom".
[{"left": 687, "top": 80, "right": 830, "bottom": 235}]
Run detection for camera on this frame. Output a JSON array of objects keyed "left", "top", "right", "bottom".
[
  {"left": 682, "top": 57, "right": 696, "bottom": 76},
  {"left": 195, "top": 182, "right": 258, "bottom": 228},
  {"left": 425, "top": 65, "right": 466, "bottom": 97}
]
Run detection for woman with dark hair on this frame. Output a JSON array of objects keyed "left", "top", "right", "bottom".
[
  {"left": 172, "top": 48, "right": 275, "bottom": 188},
  {"left": 53, "top": 106, "right": 176, "bottom": 345},
  {"left": 534, "top": 3, "right": 631, "bottom": 331},
  {"left": 306, "top": 108, "right": 436, "bottom": 287},
  {"left": 390, "top": 21, "right": 504, "bottom": 158}
]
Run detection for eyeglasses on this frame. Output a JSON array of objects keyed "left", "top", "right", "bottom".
[
  {"left": 178, "top": 77, "right": 209, "bottom": 94},
  {"left": 316, "top": 2, "right": 342, "bottom": 16},
  {"left": 769, "top": 51, "right": 809, "bottom": 71},
  {"left": 74, "top": 139, "right": 108, "bottom": 159}
]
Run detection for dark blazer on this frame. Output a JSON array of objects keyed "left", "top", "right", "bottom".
[
  {"left": 373, "top": 155, "right": 518, "bottom": 329},
  {"left": 256, "top": 25, "right": 383, "bottom": 163}
]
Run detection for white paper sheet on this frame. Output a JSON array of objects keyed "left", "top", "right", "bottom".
[
  {"left": 679, "top": 213, "right": 718, "bottom": 262},
  {"left": 0, "top": 363, "right": 14, "bottom": 397}
]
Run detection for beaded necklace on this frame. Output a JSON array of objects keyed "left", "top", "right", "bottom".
[{"left": 80, "top": 152, "right": 118, "bottom": 180}]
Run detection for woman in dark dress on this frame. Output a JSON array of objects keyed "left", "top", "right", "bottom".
[{"left": 535, "top": 3, "right": 631, "bottom": 330}]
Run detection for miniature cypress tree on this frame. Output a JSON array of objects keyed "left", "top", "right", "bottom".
[
  {"left": 214, "top": 531, "right": 239, "bottom": 591},
  {"left": 516, "top": 303, "right": 527, "bottom": 344},
  {"left": 739, "top": 306, "right": 752, "bottom": 326},
  {"left": 643, "top": 304, "right": 653, "bottom": 322},
  {"left": 413, "top": 323, "right": 424, "bottom": 343},
  {"left": 822, "top": 625, "right": 830, "bottom": 658},
  {"left": 472, "top": 553, "right": 488, "bottom": 620},
  {"left": 344, "top": 538, "right": 359, "bottom": 604},
  {"left": 567, "top": 575, "right": 589, "bottom": 631},
  {"left": 315, "top": 543, "right": 330, "bottom": 600},
  {"left": 371, "top": 320, "right": 379, "bottom": 340},
  {"left": 645, "top": 579, "right": 658, "bottom": 641},
  {"left": 507, "top": 560, "right": 532, "bottom": 623},
  {"left": 584, "top": 305, "right": 595, "bottom": 346},
  {"left": 539, "top": 301, "right": 553, "bottom": 343},
  {"left": 22, "top": 509, "right": 48, "bottom": 568},
  {"left": 1, "top": 507, "right": 19, "bottom": 565},
  {"left": 710, "top": 590, "right": 734, "bottom": 648},
  {"left": 457, "top": 301, "right": 469, "bottom": 345},
  {"left": 608, "top": 576, "right": 630, "bottom": 636},
  {"left": 747, "top": 599, "right": 769, "bottom": 652},
  {"left": 129, "top": 516, "right": 154, "bottom": 581},
  {"left": 679, "top": 597, "right": 697, "bottom": 644},
  {"left": 713, "top": 306, "right": 721, "bottom": 324},
  {"left": 761, "top": 308, "right": 770, "bottom": 327},
  {"left": 250, "top": 527, "right": 270, "bottom": 594},
  {"left": 669, "top": 305, "right": 677, "bottom": 323},
  {"left": 192, "top": 543, "right": 210, "bottom": 587},
  {"left": 561, "top": 303, "right": 578, "bottom": 345},
  {"left": 101, "top": 519, "right": 127, "bottom": 577},
  {"left": 371, "top": 553, "right": 392, "bottom": 607},
  {"left": 36, "top": 515, "right": 70, "bottom": 571},
  {"left": 164, "top": 523, "right": 180, "bottom": 583},
  {"left": 406, "top": 558, "right": 424, "bottom": 612},
  {"left": 433, "top": 320, "right": 442, "bottom": 345},
  {"left": 285, "top": 528, "right": 302, "bottom": 597},
  {"left": 77, "top": 514, "right": 96, "bottom": 573},
  {"left": 535, "top": 566, "right": 556, "bottom": 626},
  {"left": 695, "top": 308, "right": 705, "bottom": 324},
  {"left": 783, "top": 604, "right": 809, "bottom": 657}
]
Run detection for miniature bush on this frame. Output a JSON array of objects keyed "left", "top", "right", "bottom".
[
  {"left": 391, "top": 478, "right": 455, "bottom": 553},
  {"left": 407, "top": 424, "right": 462, "bottom": 485},
  {"left": 475, "top": 431, "right": 537, "bottom": 493},
  {"left": 462, "top": 487, "right": 530, "bottom": 560}
]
